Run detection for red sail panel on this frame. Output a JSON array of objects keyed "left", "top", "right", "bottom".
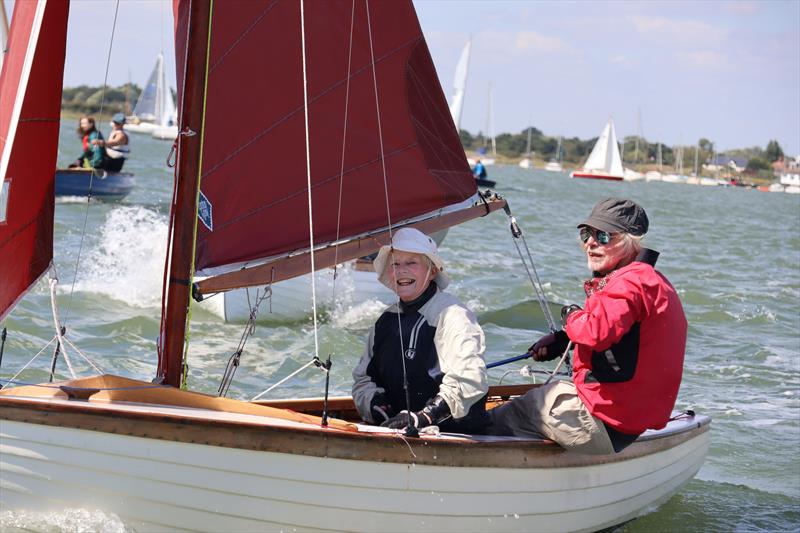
[
  {"left": 0, "top": 0, "right": 69, "bottom": 322},
  {"left": 178, "top": 0, "right": 474, "bottom": 274}
]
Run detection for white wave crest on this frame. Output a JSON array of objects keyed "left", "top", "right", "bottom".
[{"left": 72, "top": 206, "right": 168, "bottom": 308}]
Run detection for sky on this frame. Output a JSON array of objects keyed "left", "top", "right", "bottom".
[{"left": 23, "top": 0, "right": 800, "bottom": 155}]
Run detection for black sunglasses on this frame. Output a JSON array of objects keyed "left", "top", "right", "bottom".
[{"left": 579, "top": 227, "right": 614, "bottom": 245}]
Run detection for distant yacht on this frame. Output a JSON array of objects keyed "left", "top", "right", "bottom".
[
  {"left": 543, "top": 135, "right": 563, "bottom": 172},
  {"left": 570, "top": 119, "right": 624, "bottom": 181},
  {"left": 127, "top": 53, "right": 177, "bottom": 137},
  {"left": 519, "top": 124, "right": 533, "bottom": 169}
]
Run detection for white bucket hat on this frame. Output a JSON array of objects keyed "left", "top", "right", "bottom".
[{"left": 373, "top": 227, "right": 450, "bottom": 290}]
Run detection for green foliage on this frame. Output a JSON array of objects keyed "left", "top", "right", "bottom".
[
  {"left": 746, "top": 157, "right": 770, "bottom": 171},
  {"left": 61, "top": 83, "right": 141, "bottom": 115},
  {"left": 765, "top": 140, "right": 784, "bottom": 162}
]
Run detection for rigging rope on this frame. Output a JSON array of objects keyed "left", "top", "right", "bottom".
[
  {"left": 217, "top": 285, "right": 272, "bottom": 397},
  {"left": 250, "top": 356, "right": 323, "bottom": 402},
  {"left": 5, "top": 336, "right": 58, "bottom": 387},
  {"left": 500, "top": 199, "right": 573, "bottom": 377},
  {"left": 299, "top": 0, "right": 321, "bottom": 363},
  {"left": 365, "top": 0, "right": 415, "bottom": 435},
  {"left": 330, "top": 0, "right": 356, "bottom": 305},
  {"left": 503, "top": 204, "right": 558, "bottom": 332},
  {"left": 62, "top": 0, "right": 121, "bottom": 327},
  {"left": 49, "top": 278, "right": 76, "bottom": 379}
]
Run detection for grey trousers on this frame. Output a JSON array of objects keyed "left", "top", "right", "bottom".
[{"left": 489, "top": 380, "right": 615, "bottom": 455}]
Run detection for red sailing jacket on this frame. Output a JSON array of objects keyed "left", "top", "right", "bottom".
[{"left": 565, "top": 259, "right": 687, "bottom": 435}]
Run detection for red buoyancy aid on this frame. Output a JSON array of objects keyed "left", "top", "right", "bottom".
[{"left": 565, "top": 261, "right": 687, "bottom": 435}]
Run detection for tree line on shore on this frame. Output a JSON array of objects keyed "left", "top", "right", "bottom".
[
  {"left": 460, "top": 128, "right": 785, "bottom": 175},
  {"left": 61, "top": 84, "right": 786, "bottom": 177}
]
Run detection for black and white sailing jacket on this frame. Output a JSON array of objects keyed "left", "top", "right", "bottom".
[{"left": 352, "top": 285, "right": 489, "bottom": 432}]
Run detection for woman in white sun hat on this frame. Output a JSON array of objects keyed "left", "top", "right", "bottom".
[{"left": 352, "top": 227, "right": 489, "bottom": 434}]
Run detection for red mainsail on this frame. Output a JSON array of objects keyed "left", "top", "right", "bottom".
[
  {"left": 174, "top": 0, "right": 475, "bottom": 276},
  {"left": 0, "top": 0, "right": 69, "bottom": 321}
]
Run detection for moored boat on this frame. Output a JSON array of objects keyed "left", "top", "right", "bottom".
[
  {"left": 570, "top": 119, "right": 625, "bottom": 181},
  {"left": 54, "top": 168, "right": 135, "bottom": 199}
]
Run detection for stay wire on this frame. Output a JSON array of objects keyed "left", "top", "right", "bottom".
[
  {"left": 366, "top": 0, "right": 415, "bottom": 435},
  {"left": 505, "top": 208, "right": 558, "bottom": 333},
  {"left": 299, "top": 0, "right": 320, "bottom": 363},
  {"left": 62, "top": 0, "right": 121, "bottom": 328},
  {"left": 330, "top": 0, "right": 356, "bottom": 306},
  {"left": 217, "top": 286, "right": 272, "bottom": 397}
]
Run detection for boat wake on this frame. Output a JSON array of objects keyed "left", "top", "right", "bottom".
[
  {"left": 0, "top": 508, "right": 129, "bottom": 533},
  {"left": 71, "top": 206, "right": 167, "bottom": 308}
]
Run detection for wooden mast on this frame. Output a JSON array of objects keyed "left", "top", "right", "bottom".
[{"left": 158, "top": 0, "right": 212, "bottom": 388}]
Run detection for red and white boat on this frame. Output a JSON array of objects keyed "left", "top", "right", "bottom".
[{"left": 571, "top": 118, "right": 625, "bottom": 181}]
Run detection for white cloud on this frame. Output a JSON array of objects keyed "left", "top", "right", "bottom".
[
  {"left": 626, "top": 15, "right": 728, "bottom": 48},
  {"left": 721, "top": 1, "right": 761, "bottom": 15},
  {"left": 676, "top": 50, "right": 728, "bottom": 70},
  {"left": 513, "top": 31, "right": 573, "bottom": 54}
]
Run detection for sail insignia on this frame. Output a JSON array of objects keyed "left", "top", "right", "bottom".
[{"left": 198, "top": 190, "right": 213, "bottom": 231}]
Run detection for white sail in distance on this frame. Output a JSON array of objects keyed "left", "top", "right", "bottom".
[
  {"left": 157, "top": 53, "right": 176, "bottom": 126},
  {"left": 449, "top": 39, "right": 471, "bottom": 130},
  {"left": 583, "top": 119, "right": 624, "bottom": 176}
]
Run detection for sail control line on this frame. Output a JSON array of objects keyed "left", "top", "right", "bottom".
[{"left": 501, "top": 199, "right": 572, "bottom": 378}]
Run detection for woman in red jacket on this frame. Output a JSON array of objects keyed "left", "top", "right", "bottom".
[{"left": 490, "top": 198, "right": 687, "bottom": 454}]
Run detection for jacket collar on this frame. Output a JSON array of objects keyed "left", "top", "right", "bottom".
[{"left": 585, "top": 248, "right": 659, "bottom": 296}]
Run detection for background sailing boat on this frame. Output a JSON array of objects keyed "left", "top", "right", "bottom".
[
  {"left": 126, "top": 53, "right": 176, "bottom": 136},
  {"left": 570, "top": 118, "right": 624, "bottom": 181}
]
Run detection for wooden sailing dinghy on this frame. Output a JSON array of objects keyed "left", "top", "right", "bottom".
[{"left": 0, "top": 2, "right": 708, "bottom": 531}]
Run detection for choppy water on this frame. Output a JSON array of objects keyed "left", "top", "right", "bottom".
[{"left": 1, "top": 122, "right": 799, "bottom": 532}]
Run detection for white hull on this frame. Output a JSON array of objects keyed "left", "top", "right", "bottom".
[
  {"left": 124, "top": 122, "right": 159, "bottom": 135},
  {"left": 645, "top": 171, "right": 663, "bottom": 182},
  {"left": 1, "top": 389, "right": 710, "bottom": 533},
  {"left": 199, "top": 264, "right": 393, "bottom": 323},
  {"left": 661, "top": 174, "right": 687, "bottom": 184},
  {"left": 699, "top": 177, "right": 718, "bottom": 186},
  {"left": 467, "top": 157, "right": 495, "bottom": 167},
  {"left": 623, "top": 168, "right": 644, "bottom": 181},
  {"left": 519, "top": 158, "right": 532, "bottom": 169},
  {"left": 151, "top": 125, "right": 178, "bottom": 140},
  {"left": 784, "top": 185, "right": 800, "bottom": 194},
  {"left": 544, "top": 161, "right": 563, "bottom": 172}
]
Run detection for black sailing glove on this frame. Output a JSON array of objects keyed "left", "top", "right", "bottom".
[
  {"left": 560, "top": 304, "right": 582, "bottom": 326},
  {"left": 370, "top": 392, "right": 395, "bottom": 424},
  {"left": 527, "top": 329, "right": 571, "bottom": 362},
  {"left": 381, "top": 395, "right": 451, "bottom": 430}
]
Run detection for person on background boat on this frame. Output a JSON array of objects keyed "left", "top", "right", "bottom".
[
  {"left": 93, "top": 113, "right": 131, "bottom": 172},
  {"left": 69, "top": 116, "right": 105, "bottom": 169},
  {"left": 473, "top": 159, "right": 487, "bottom": 179},
  {"left": 352, "top": 228, "right": 490, "bottom": 434},
  {"left": 489, "top": 198, "right": 687, "bottom": 454}
]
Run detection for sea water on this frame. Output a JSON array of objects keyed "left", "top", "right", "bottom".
[{"left": 0, "top": 122, "right": 798, "bottom": 531}]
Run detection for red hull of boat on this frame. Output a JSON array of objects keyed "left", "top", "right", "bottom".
[{"left": 570, "top": 172, "right": 624, "bottom": 182}]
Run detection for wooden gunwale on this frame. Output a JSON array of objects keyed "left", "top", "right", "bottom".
[{"left": 0, "top": 392, "right": 709, "bottom": 469}]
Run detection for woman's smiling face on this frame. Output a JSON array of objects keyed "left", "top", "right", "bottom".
[{"left": 385, "top": 250, "right": 436, "bottom": 302}]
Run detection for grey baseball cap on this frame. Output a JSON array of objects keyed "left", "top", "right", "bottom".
[{"left": 578, "top": 198, "right": 649, "bottom": 236}]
